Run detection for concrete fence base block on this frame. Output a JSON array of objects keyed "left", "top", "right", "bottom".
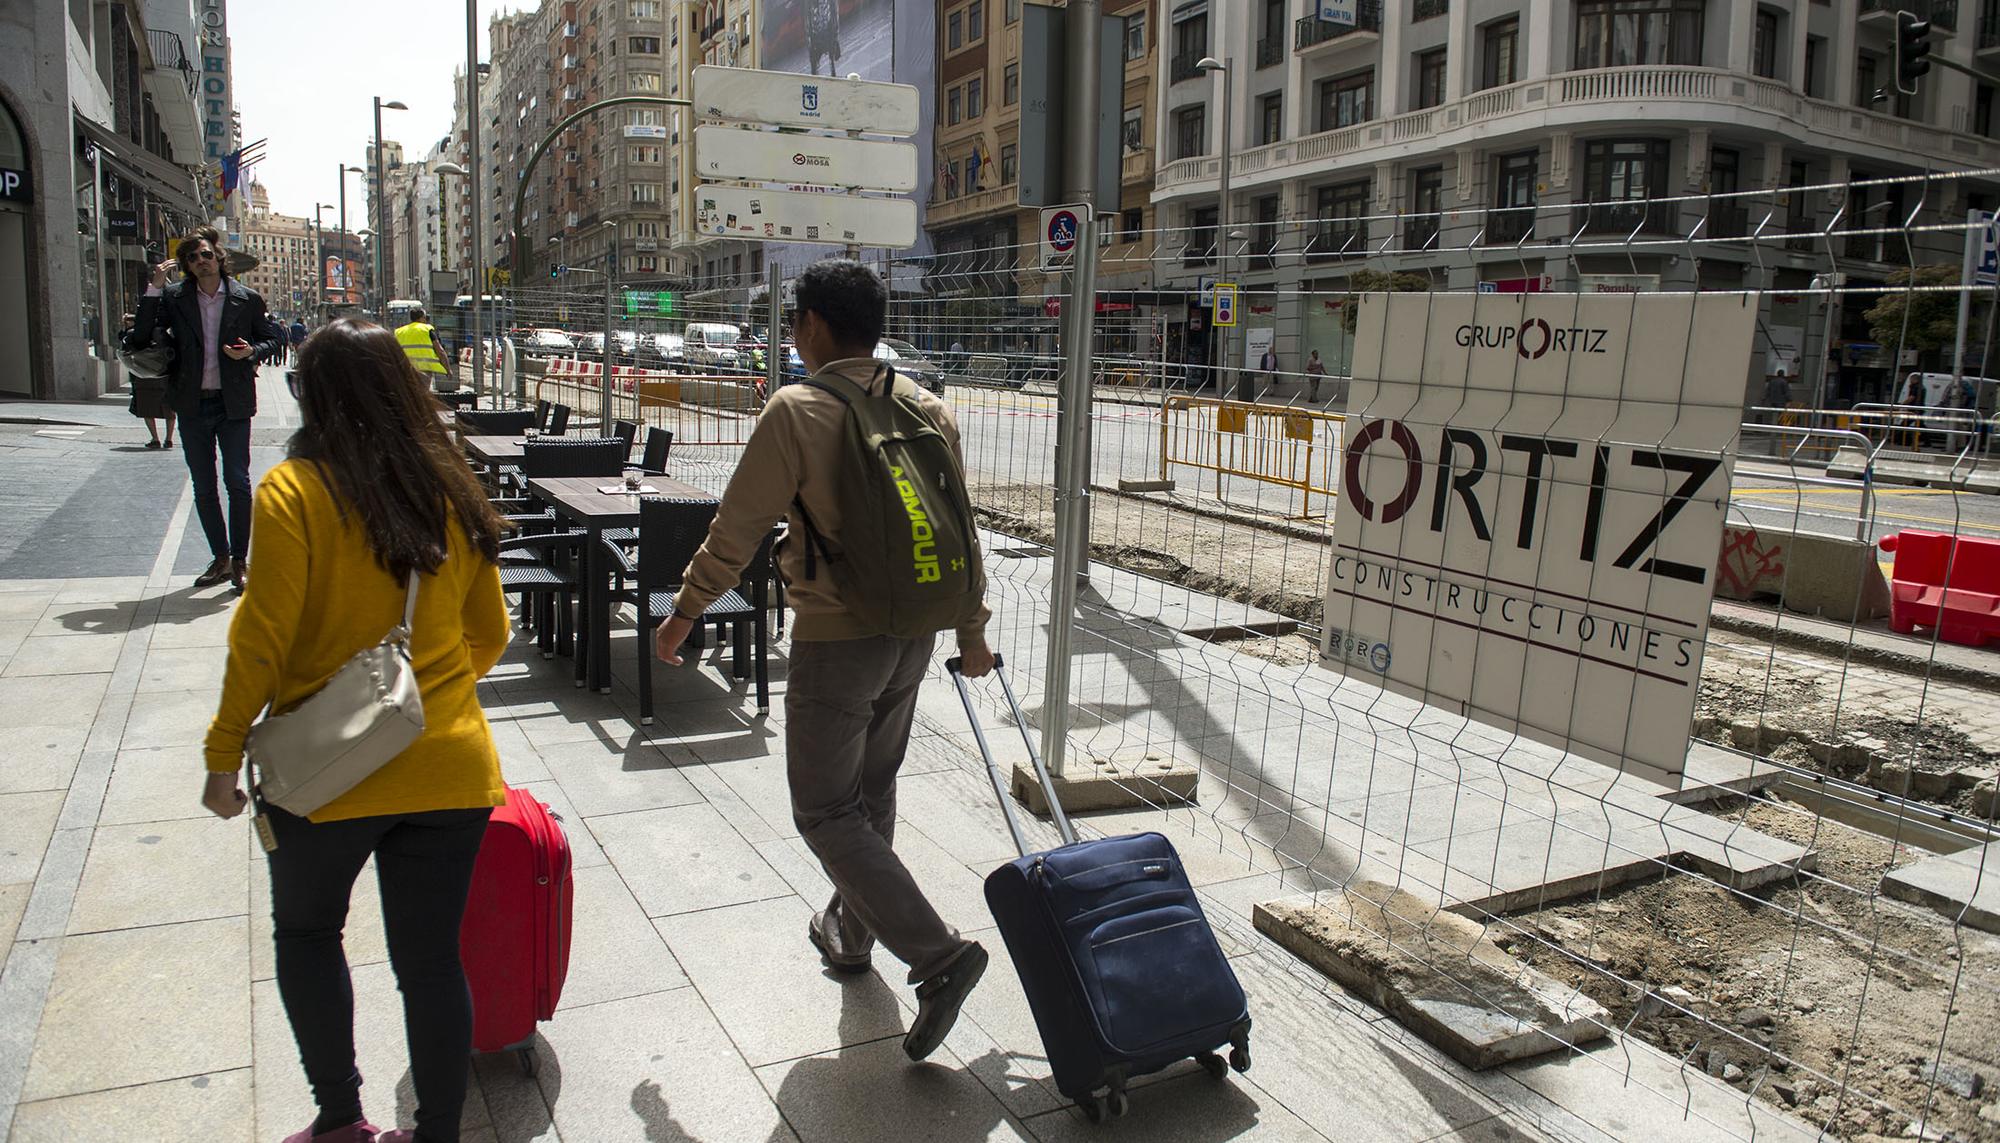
[
  {"left": 1253, "top": 886, "right": 1610, "bottom": 1071},
  {"left": 1715, "top": 524, "right": 1891, "bottom": 623},
  {"left": 1009, "top": 756, "right": 1199, "bottom": 816},
  {"left": 1116, "top": 478, "right": 1177, "bottom": 493}
]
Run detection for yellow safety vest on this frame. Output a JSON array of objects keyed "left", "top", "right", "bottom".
[{"left": 395, "top": 321, "right": 447, "bottom": 375}]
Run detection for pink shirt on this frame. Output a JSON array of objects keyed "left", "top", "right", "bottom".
[{"left": 193, "top": 281, "right": 225, "bottom": 391}]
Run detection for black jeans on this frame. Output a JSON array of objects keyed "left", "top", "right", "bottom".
[
  {"left": 265, "top": 804, "right": 492, "bottom": 1142},
  {"left": 179, "top": 394, "right": 252, "bottom": 560}
]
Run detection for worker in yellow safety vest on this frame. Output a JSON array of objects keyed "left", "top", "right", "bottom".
[{"left": 394, "top": 307, "right": 460, "bottom": 391}]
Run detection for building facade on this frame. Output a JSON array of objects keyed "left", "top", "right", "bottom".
[
  {"left": 0, "top": 0, "right": 214, "bottom": 400},
  {"left": 235, "top": 181, "right": 314, "bottom": 318},
  {"left": 1149, "top": 0, "right": 2000, "bottom": 404}
]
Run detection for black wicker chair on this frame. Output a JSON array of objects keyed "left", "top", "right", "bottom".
[
  {"left": 459, "top": 408, "right": 536, "bottom": 436},
  {"left": 547, "top": 403, "right": 572, "bottom": 436},
  {"left": 612, "top": 419, "right": 641, "bottom": 459},
  {"left": 497, "top": 531, "right": 583, "bottom": 660}
]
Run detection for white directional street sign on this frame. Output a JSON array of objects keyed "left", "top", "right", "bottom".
[
  {"left": 1038, "top": 204, "right": 1088, "bottom": 272},
  {"left": 694, "top": 65, "right": 921, "bottom": 137},
  {"left": 1968, "top": 209, "right": 1997, "bottom": 288},
  {"left": 695, "top": 185, "right": 919, "bottom": 249},
  {"left": 694, "top": 126, "right": 918, "bottom": 193}
]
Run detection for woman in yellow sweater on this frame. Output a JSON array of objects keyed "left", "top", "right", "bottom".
[{"left": 199, "top": 318, "right": 510, "bottom": 1143}]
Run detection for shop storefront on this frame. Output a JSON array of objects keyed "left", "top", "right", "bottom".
[{"left": 0, "top": 100, "right": 30, "bottom": 397}]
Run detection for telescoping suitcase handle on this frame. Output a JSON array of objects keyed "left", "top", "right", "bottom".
[{"left": 945, "top": 653, "right": 1077, "bottom": 857}]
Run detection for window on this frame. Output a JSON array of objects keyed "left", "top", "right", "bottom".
[
  {"left": 1253, "top": 195, "right": 1280, "bottom": 268},
  {"left": 1004, "top": 62, "right": 1019, "bottom": 106},
  {"left": 1313, "top": 180, "right": 1370, "bottom": 254},
  {"left": 1857, "top": 52, "right": 1880, "bottom": 109},
  {"left": 1122, "top": 105, "right": 1144, "bottom": 152},
  {"left": 1414, "top": 48, "right": 1447, "bottom": 110},
  {"left": 628, "top": 107, "right": 663, "bottom": 126},
  {"left": 628, "top": 0, "right": 658, "bottom": 16},
  {"left": 628, "top": 145, "right": 661, "bottom": 163},
  {"left": 1493, "top": 150, "right": 1537, "bottom": 242},
  {"left": 1708, "top": 146, "right": 1743, "bottom": 237},
  {"left": 1317, "top": 71, "right": 1374, "bottom": 131},
  {"left": 1753, "top": 8, "right": 1781, "bottom": 79},
  {"left": 631, "top": 182, "right": 661, "bottom": 204},
  {"left": 1481, "top": 18, "right": 1520, "bottom": 88},
  {"left": 1258, "top": 93, "right": 1283, "bottom": 145},
  {"left": 1187, "top": 205, "right": 1218, "bottom": 266},
  {"left": 1581, "top": 139, "right": 1671, "bottom": 232},
  {"left": 1408, "top": 167, "right": 1443, "bottom": 250},
  {"left": 629, "top": 72, "right": 661, "bottom": 93},
  {"left": 1125, "top": 12, "right": 1147, "bottom": 61},
  {"left": 948, "top": 10, "right": 962, "bottom": 50},
  {"left": 1804, "top": 36, "right": 1825, "bottom": 98},
  {"left": 1007, "top": 0, "right": 1021, "bottom": 24},
  {"left": 1173, "top": 14, "right": 1207, "bottom": 74},
  {"left": 947, "top": 86, "right": 962, "bottom": 125},
  {"left": 1258, "top": 0, "right": 1285, "bottom": 65},
  {"left": 629, "top": 35, "right": 660, "bottom": 53},
  {"left": 968, "top": 0, "right": 985, "bottom": 42},
  {"left": 1121, "top": 208, "right": 1144, "bottom": 242},
  {"left": 967, "top": 75, "right": 984, "bottom": 119},
  {"left": 1573, "top": 1, "right": 1704, "bottom": 69},
  {"left": 1000, "top": 142, "right": 1017, "bottom": 184},
  {"left": 1174, "top": 105, "right": 1206, "bottom": 159},
  {"left": 1979, "top": 84, "right": 1996, "bottom": 138}
]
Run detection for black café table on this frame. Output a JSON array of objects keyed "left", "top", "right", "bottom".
[
  {"left": 462, "top": 434, "right": 530, "bottom": 468},
  {"left": 526, "top": 475, "right": 717, "bottom": 693}
]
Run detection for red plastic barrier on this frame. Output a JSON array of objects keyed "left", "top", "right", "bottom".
[{"left": 1877, "top": 530, "right": 2000, "bottom": 647}]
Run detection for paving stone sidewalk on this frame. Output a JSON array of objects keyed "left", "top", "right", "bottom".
[{"left": 0, "top": 406, "right": 1825, "bottom": 1141}]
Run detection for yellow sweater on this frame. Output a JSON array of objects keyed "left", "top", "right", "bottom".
[{"left": 204, "top": 459, "right": 510, "bottom": 823}]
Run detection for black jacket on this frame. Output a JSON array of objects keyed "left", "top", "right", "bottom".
[{"left": 130, "top": 276, "right": 280, "bottom": 420}]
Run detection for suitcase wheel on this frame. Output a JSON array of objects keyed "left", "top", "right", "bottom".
[
  {"left": 1077, "top": 1089, "right": 1129, "bottom": 1122},
  {"left": 1198, "top": 1052, "right": 1229, "bottom": 1081},
  {"left": 1229, "top": 1045, "right": 1251, "bottom": 1074}
]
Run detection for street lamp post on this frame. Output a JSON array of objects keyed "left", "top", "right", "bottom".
[
  {"left": 373, "top": 97, "right": 409, "bottom": 323},
  {"left": 313, "top": 203, "right": 331, "bottom": 323},
  {"left": 337, "top": 165, "right": 362, "bottom": 308},
  {"left": 1195, "top": 56, "right": 1241, "bottom": 399}
]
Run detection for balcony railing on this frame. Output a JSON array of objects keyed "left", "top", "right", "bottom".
[
  {"left": 1405, "top": 215, "right": 1441, "bottom": 251},
  {"left": 145, "top": 30, "right": 196, "bottom": 95},
  {"left": 1982, "top": 16, "right": 2000, "bottom": 49},
  {"left": 1170, "top": 50, "right": 1206, "bottom": 83},
  {"left": 1256, "top": 36, "right": 1284, "bottom": 68},
  {"left": 1153, "top": 66, "right": 2000, "bottom": 199},
  {"left": 1305, "top": 221, "right": 1369, "bottom": 260},
  {"left": 1414, "top": 0, "right": 1449, "bottom": 19},
  {"left": 1296, "top": 1, "right": 1383, "bottom": 50},
  {"left": 1705, "top": 201, "right": 1750, "bottom": 240},
  {"left": 1486, "top": 207, "right": 1535, "bottom": 244},
  {"left": 1574, "top": 199, "right": 1675, "bottom": 236},
  {"left": 1860, "top": 0, "right": 1956, "bottom": 31}
]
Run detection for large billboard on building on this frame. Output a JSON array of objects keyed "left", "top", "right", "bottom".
[
  {"left": 1321, "top": 292, "right": 1754, "bottom": 787},
  {"left": 757, "top": 0, "right": 935, "bottom": 266}
]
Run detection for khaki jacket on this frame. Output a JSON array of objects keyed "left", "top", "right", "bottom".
[{"left": 675, "top": 356, "right": 992, "bottom": 643}]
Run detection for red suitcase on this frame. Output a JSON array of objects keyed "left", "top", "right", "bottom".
[{"left": 460, "top": 786, "right": 573, "bottom": 1073}]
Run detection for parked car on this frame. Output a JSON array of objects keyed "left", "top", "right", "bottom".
[
  {"left": 639, "top": 332, "right": 686, "bottom": 370},
  {"left": 521, "top": 327, "right": 576, "bottom": 358},
  {"left": 683, "top": 322, "right": 742, "bottom": 371},
  {"left": 875, "top": 338, "right": 946, "bottom": 394}
]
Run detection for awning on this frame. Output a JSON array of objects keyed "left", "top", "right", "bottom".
[{"left": 73, "top": 113, "right": 207, "bottom": 221}]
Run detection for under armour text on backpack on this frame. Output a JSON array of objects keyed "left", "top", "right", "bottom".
[{"left": 796, "top": 366, "right": 984, "bottom": 637}]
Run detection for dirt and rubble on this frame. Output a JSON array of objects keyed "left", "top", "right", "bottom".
[{"left": 1499, "top": 797, "right": 2000, "bottom": 1142}]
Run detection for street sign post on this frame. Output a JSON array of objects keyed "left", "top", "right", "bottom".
[
  {"left": 692, "top": 65, "right": 920, "bottom": 136},
  {"left": 1955, "top": 209, "right": 1997, "bottom": 380},
  {"left": 695, "top": 185, "right": 918, "bottom": 249},
  {"left": 1213, "top": 283, "right": 1238, "bottom": 327},
  {"left": 694, "top": 126, "right": 918, "bottom": 192},
  {"left": 1039, "top": 204, "right": 1087, "bottom": 272}
]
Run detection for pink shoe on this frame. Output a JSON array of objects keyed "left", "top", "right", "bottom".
[{"left": 281, "top": 1121, "right": 379, "bottom": 1143}]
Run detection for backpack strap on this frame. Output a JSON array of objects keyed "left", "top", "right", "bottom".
[{"left": 789, "top": 363, "right": 895, "bottom": 581}]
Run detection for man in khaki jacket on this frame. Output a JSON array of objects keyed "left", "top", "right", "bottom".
[{"left": 655, "top": 258, "right": 993, "bottom": 1062}]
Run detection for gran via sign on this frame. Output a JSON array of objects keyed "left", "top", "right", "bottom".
[{"left": 1322, "top": 292, "right": 1754, "bottom": 786}]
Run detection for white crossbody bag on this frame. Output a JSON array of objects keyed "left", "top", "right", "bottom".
[{"left": 246, "top": 571, "right": 426, "bottom": 817}]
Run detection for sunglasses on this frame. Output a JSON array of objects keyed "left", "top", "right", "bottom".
[{"left": 187, "top": 249, "right": 218, "bottom": 262}]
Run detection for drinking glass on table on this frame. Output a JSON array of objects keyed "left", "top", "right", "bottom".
[
  {"left": 623, "top": 466, "right": 643, "bottom": 491},
  {"left": 523, "top": 426, "right": 539, "bottom": 440}
]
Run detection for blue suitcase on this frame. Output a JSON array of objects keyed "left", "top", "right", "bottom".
[{"left": 947, "top": 655, "right": 1251, "bottom": 1122}]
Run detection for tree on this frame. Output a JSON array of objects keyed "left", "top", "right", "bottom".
[
  {"left": 1863, "top": 264, "right": 1963, "bottom": 367},
  {"left": 1341, "top": 270, "right": 1433, "bottom": 335}
]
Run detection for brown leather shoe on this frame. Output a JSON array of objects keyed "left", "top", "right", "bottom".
[
  {"left": 193, "top": 557, "right": 231, "bottom": 588},
  {"left": 229, "top": 558, "right": 247, "bottom": 591}
]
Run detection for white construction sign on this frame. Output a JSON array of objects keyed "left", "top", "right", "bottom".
[
  {"left": 694, "top": 126, "right": 918, "bottom": 192},
  {"left": 693, "top": 65, "right": 921, "bottom": 137},
  {"left": 696, "top": 185, "right": 919, "bottom": 249},
  {"left": 1322, "top": 292, "right": 1754, "bottom": 786}
]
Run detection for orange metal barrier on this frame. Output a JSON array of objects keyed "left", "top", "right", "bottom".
[
  {"left": 1159, "top": 395, "right": 1346, "bottom": 517},
  {"left": 533, "top": 363, "right": 761, "bottom": 447}
]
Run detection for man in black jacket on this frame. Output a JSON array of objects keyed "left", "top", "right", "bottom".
[{"left": 131, "top": 233, "right": 281, "bottom": 590}]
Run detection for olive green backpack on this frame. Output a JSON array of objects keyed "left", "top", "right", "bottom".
[{"left": 795, "top": 366, "right": 984, "bottom": 637}]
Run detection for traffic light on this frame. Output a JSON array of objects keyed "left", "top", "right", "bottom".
[{"left": 1896, "top": 11, "right": 1932, "bottom": 95}]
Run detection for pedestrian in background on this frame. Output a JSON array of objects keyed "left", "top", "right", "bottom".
[
  {"left": 199, "top": 317, "right": 510, "bottom": 1143},
  {"left": 131, "top": 233, "right": 280, "bottom": 590},
  {"left": 120, "top": 310, "right": 176, "bottom": 449},
  {"left": 1304, "top": 348, "right": 1328, "bottom": 403},
  {"left": 656, "top": 258, "right": 994, "bottom": 1065},
  {"left": 1259, "top": 344, "right": 1280, "bottom": 398},
  {"left": 291, "top": 317, "right": 309, "bottom": 361}
]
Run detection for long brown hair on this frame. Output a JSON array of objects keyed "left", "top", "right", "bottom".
[{"left": 288, "top": 318, "right": 504, "bottom": 577}]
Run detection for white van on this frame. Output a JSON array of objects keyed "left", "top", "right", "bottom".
[{"left": 683, "top": 322, "right": 742, "bottom": 370}]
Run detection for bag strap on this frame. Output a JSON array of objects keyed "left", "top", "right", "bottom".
[{"left": 391, "top": 570, "right": 420, "bottom": 643}]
